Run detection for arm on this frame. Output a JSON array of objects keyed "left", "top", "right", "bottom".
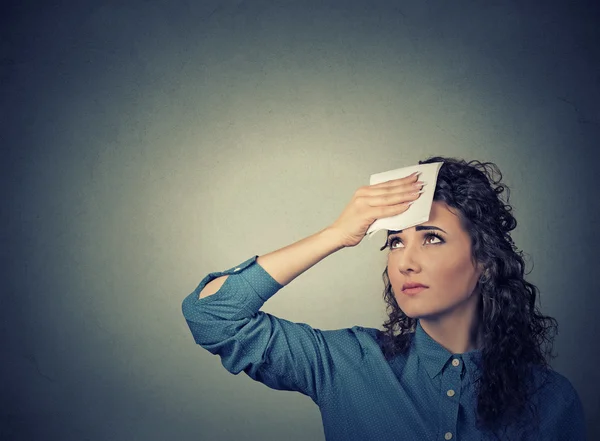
[
  {"left": 198, "top": 169, "right": 423, "bottom": 298},
  {"left": 557, "top": 391, "right": 587, "bottom": 441},
  {"left": 182, "top": 228, "right": 348, "bottom": 404},
  {"left": 183, "top": 173, "right": 421, "bottom": 402},
  {"left": 198, "top": 227, "right": 345, "bottom": 299}
]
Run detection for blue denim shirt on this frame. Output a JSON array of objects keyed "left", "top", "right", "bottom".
[{"left": 182, "top": 255, "right": 586, "bottom": 441}]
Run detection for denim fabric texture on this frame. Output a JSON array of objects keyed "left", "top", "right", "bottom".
[{"left": 182, "top": 256, "right": 586, "bottom": 441}]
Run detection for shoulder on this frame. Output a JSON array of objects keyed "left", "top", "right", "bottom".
[
  {"left": 528, "top": 366, "right": 586, "bottom": 437},
  {"left": 530, "top": 365, "right": 581, "bottom": 407},
  {"left": 318, "top": 325, "right": 383, "bottom": 359},
  {"left": 354, "top": 325, "right": 381, "bottom": 341}
]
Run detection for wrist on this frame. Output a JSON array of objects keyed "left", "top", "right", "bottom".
[{"left": 320, "top": 227, "right": 348, "bottom": 252}]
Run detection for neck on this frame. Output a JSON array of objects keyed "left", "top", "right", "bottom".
[{"left": 419, "top": 292, "right": 482, "bottom": 354}]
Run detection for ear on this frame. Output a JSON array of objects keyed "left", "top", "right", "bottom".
[{"left": 476, "top": 262, "right": 485, "bottom": 279}]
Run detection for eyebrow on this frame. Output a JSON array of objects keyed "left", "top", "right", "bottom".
[{"left": 388, "top": 226, "right": 447, "bottom": 235}]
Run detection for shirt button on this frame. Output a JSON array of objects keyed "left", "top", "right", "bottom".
[
  {"left": 444, "top": 432, "right": 453, "bottom": 440},
  {"left": 447, "top": 389, "right": 455, "bottom": 397},
  {"left": 452, "top": 358, "right": 460, "bottom": 367}
]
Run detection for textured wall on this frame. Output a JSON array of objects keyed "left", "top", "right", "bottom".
[{"left": 2, "top": 1, "right": 599, "bottom": 440}]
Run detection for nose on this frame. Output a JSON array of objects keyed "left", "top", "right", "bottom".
[{"left": 392, "top": 242, "right": 422, "bottom": 274}]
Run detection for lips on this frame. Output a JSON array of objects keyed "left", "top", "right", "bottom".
[
  {"left": 402, "top": 283, "right": 428, "bottom": 291},
  {"left": 402, "top": 285, "right": 427, "bottom": 295}
]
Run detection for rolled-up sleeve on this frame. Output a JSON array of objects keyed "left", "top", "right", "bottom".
[{"left": 181, "top": 255, "right": 334, "bottom": 405}]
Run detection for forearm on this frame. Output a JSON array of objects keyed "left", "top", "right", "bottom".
[
  {"left": 256, "top": 227, "right": 346, "bottom": 287},
  {"left": 197, "top": 227, "right": 346, "bottom": 299}
]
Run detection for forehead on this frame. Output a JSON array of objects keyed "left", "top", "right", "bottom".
[
  {"left": 425, "top": 201, "right": 460, "bottom": 225},
  {"left": 389, "top": 201, "right": 462, "bottom": 235}
]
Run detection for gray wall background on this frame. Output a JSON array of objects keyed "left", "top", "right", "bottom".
[{"left": 2, "top": 1, "right": 599, "bottom": 440}]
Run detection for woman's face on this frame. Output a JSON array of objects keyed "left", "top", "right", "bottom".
[{"left": 386, "top": 201, "right": 484, "bottom": 320}]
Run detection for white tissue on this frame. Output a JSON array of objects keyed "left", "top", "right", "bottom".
[{"left": 366, "top": 162, "right": 444, "bottom": 240}]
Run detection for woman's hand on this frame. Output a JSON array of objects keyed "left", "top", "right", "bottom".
[{"left": 327, "top": 172, "right": 425, "bottom": 248}]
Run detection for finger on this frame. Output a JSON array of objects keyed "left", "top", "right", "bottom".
[
  {"left": 362, "top": 179, "right": 423, "bottom": 197},
  {"left": 365, "top": 190, "right": 421, "bottom": 207},
  {"left": 369, "top": 172, "right": 420, "bottom": 188},
  {"left": 373, "top": 200, "right": 414, "bottom": 218}
]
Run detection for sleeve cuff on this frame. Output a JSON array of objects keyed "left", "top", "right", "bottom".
[{"left": 183, "top": 255, "right": 284, "bottom": 313}]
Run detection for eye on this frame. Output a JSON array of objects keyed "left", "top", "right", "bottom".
[{"left": 388, "top": 233, "right": 444, "bottom": 249}]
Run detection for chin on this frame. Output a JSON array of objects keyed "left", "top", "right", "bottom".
[{"left": 393, "top": 302, "right": 419, "bottom": 318}]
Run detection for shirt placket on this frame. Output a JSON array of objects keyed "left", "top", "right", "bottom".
[{"left": 438, "top": 356, "right": 464, "bottom": 441}]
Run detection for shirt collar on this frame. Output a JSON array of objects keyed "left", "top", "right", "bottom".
[{"left": 413, "top": 319, "right": 483, "bottom": 384}]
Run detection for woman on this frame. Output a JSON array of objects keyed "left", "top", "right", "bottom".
[{"left": 182, "top": 156, "right": 586, "bottom": 440}]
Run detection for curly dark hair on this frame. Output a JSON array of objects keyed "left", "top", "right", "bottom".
[{"left": 376, "top": 156, "right": 559, "bottom": 439}]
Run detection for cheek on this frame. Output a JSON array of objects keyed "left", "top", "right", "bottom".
[
  {"left": 388, "top": 270, "right": 401, "bottom": 291},
  {"left": 387, "top": 253, "right": 474, "bottom": 291},
  {"left": 434, "top": 258, "right": 478, "bottom": 295}
]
